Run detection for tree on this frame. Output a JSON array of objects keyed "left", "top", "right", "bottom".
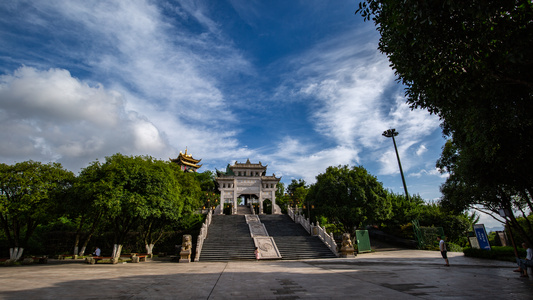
[
  {"left": 287, "top": 179, "right": 308, "bottom": 208},
  {"left": 138, "top": 159, "right": 184, "bottom": 255},
  {"left": 0, "top": 161, "right": 74, "bottom": 259},
  {"left": 437, "top": 139, "right": 533, "bottom": 246},
  {"left": 356, "top": 1, "right": 533, "bottom": 245},
  {"left": 174, "top": 165, "right": 203, "bottom": 215},
  {"left": 195, "top": 170, "right": 216, "bottom": 193},
  {"left": 386, "top": 193, "right": 424, "bottom": 229},
  {"left": 78, "top": 154, "right": 187, "bottom": 259},
  {"left": 306, "top": 165, "right": 392, "bottom": 238}
]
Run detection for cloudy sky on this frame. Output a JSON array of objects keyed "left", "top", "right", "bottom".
[{"left": 0, "top": 1, "right": 452, "bottom": 204}]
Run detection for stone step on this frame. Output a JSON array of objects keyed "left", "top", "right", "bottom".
[
  {"left": 259, "top": 215, "right": 337, "bottom": 260},
  {"left": 199, "top": 214, "right": 255, "bottom": 261},
  {"left": 198, "top": 213, "right": 336, "bottom": 261}
]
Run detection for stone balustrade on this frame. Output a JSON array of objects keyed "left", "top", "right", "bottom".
[
  {"left": 287, "top": 207, "right": 338, "bottom": 257},
  {"left": 194, "top": 209, "right": 212, "bottom": 262}
]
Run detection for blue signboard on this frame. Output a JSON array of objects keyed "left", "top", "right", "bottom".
[{"left": 473, "top": 224, "right": 491, "bottom": 250}]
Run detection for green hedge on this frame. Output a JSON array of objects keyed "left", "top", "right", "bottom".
[{"left": 463, "top": 246, "right": 526, "bottom": 262}]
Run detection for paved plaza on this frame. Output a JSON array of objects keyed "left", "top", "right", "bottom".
[{"left": 1, "top": 250, "right": 532, "bottom": 299}]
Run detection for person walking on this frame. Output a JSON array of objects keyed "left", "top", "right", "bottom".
[
  {"left": 254, "top": 247, "right": 260, "bottom": 260},
  {"left": 438, "top": 236, "right": 450, "bottom": 266}
]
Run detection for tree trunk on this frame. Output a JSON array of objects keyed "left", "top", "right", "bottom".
[
  {"left": 78, "top": 212, "right": 102, "bottom": 256},
  {"left": 73, "top": 215, "right": 85, "bottom": 256},
  {"left": 9, "top": 247, "right": 24, "bottom": 260},
  {"left": 145, "top": 244, "right": 154, "bottom": 255},
  {"left": 111, "top": 244, "right": 123, "bottom": 264}
]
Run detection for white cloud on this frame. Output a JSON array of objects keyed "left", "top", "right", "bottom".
[
  {"left": 416, "top": 144, "right": 428, "bottom": 156},
  {"left": 271, "top": 143, "right": 359, "bottom": 185},
  {"left": 0, "top": 67, "right": 173, "bottom": 171},
  {"left": 273, "top": 30, "right": 442, "bottom": 179},
  {"left": 409, "top": 168, "right": 448, "bottom": 179}
]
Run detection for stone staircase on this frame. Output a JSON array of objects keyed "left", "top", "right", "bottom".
[
  {"left": 259, "top": 214, "right": 337, "bottom": 260},
  {"left": 236, "top": 205, "right": 250, "bottom": 215},
  {"left": 198, "top": 212, "right": 337, "bottom": 261},
  {"left": 199, "top": 214, "right": 256, "bottom": 261}
]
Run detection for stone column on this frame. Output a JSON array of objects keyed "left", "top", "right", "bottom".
[
  {"left": 219, "top": 191, "right": 224, "bottom": 215},
  {"left": 259, "top": 188, "right": 263, "bottom": 215},
  {"left": 271, "top": 191, "right": 276, "bottom": 214}
]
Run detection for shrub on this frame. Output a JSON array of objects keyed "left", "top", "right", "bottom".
[
  {"left": 447, "top": 242, "right": 464, "bottom": 252},
  {"left": 463, "top": 246, "right": 526, "bottom": 262}
]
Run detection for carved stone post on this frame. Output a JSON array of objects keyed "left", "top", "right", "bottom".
[
  {"left": 179, "top": 234, "right": 192, "bottom": 263},
  {"left": 340, "top": 233, "right": 356, "bottom": 258}
]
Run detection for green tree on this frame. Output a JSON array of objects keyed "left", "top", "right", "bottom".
[
  {"left": 287, "top": 179, "right": 308, "bottom": 209},
  {"left": 66, "top": 161, "right": 117, "bottom": 256},
  {"left": 195, "top": 170, "right": 216, "bottom": 193},
  {"left": 385, "top": 193, "right": 424, "bottom": 229},
  {"left": 306, "top": 165, "right": 392, "bottom": 238},
  {"left": 275, "top": 182, "right": 289, "bottom": 213},
  {"left": 81, "top": 154, "right": 187, "bottom": 259},
  {"left": 174, "top": 165, "right": 203, "bottom": 215},
  {"left": 138, "top": 159, "right": 184, "bottom": 255},
  {"left": 437, "top": 139, "right": 533, "bottom": 246},
  {"left": 356, "top": 0, "right": 533, "bottom": 245},
  {"left": 0, "top": 161, "right": 74, "bottom": 259}
]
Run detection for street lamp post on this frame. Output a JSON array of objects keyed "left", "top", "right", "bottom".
[{"left": 382, "top": 128, "right": 410, "bottom": 201}]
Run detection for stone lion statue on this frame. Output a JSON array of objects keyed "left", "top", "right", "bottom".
[
  {"left": 341, "top": 233, "right": 353, "bottom": 248},
  {"left": 181, "top": 235, "right": 192, "bottom": 252}
]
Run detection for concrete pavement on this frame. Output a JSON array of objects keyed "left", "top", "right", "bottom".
[{"left": 0, "top": 250, "right": 531, "bottom": 299}]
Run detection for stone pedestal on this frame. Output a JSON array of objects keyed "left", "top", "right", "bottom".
[{"left": 179, "top": 250, "right": 191, "bottom": 263}]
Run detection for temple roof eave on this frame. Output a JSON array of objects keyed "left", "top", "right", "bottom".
[{"left": 178, "top": 160, "right": 202, "bottom": 168}]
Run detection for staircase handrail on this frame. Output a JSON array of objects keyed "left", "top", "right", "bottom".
[
  {"left": 194, "top": 209, "right": 213, "bottom": 262},
  {"left": 288, "top": 207, "right": 295, "bottom": 221},
  {"left": 287, "top": 207, "right": 338, "bottom": 257},
  {"left": 315, "top": 221, "right": 338, "bottom": 257}
]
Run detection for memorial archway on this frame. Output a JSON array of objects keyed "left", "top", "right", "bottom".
[{"left": 216, "top": 160, "right": 281, "bottom": 214}]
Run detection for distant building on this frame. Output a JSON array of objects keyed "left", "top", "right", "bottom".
[
  {"left": 216, "top": 159, "right": 281, "bottom": 214},
  {"left": 171, "top": 149, "right": 202, "bottom": 172}
]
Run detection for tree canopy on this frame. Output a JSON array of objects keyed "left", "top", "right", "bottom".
[
  {"left": 306, "top": 165, "right": 392, "bottom": 236},
  {"left": 356, "top": 0, "right": 533, "bottom": 244},
  {"left": 0, "top": 161, "right": 74, "bottom": 259}
]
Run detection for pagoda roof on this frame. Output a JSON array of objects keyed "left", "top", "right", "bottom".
[{"left": 170, "top": 149, "right": 202, "bottom": 168}]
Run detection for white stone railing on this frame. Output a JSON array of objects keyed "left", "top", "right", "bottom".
[
  {"left": 288, "top": 206, "right": 296, "bottom": 220},
  {"left": 287, "top": 207, "right": 338, "bottom": 257},
  {"left": 314, "top": 221, "right": 338, "bottom": 257},
  {"left": 194, "top": 209, "right": 213, "bottom": 262}
]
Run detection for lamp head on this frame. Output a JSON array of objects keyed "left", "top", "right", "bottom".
[{"left": 382, "top": 128, "right": 398, "bottom": 138}]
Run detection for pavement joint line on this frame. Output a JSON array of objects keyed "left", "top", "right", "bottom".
[{"left": 207, "top": 261, "right": 228, "bottom": 299}]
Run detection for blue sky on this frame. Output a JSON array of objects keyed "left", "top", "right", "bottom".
[{"left": 0, "top": 1, "right": 451, "bottom": 204}]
